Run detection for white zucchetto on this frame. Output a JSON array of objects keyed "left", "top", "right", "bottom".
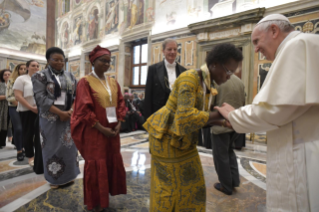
[{"left": 257, "top": 14, "right": 290, "bottom": 25}]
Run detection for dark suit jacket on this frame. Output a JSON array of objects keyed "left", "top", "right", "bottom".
[{"left": 144, "top": 60, "right": 186, "bottom": 120}]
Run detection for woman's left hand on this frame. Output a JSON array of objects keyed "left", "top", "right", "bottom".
[{"left": 114, "top": 122, "right": 121, "bottom": 135}]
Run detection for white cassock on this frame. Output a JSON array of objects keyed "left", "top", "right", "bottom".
[{"left": 229, "top": 31, "right": 319, "bottom": 212}]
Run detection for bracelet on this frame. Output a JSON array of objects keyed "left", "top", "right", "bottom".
[{"left": 70, "top": 108, "right": 74, "bottom": 112}]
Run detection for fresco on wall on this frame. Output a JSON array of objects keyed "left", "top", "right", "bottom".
[
  {"left": 126, "top": 0, "right": 145, "bottom": 29},
  {"left": 72, "top": 15, "right": 83, "bottom": 45},
  {"left": 105, "top": 0, "right": 119, "bottom": 35},
  {"left": 87, "top": 7, "right": 99, "bottom": 40},
  {"left": 0, "top": 0, "right": 46, "bottom": 54},
  {"left": 187, "top": 0, "right": 202, "bottom": 17},
  {"left": 69, "top": 60, "right": 80, "bottom": 79},
  {"left": 61, "top": 22, "right": 70, "bottom": 49}
]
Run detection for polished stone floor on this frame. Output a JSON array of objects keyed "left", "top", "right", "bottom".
[{"left": 0, "top": 132, "right": 267, "bottom": 212}]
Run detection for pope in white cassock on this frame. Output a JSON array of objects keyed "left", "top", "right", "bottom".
[{"left": 215, "top": 14, "right": 319, "bottom": 212}]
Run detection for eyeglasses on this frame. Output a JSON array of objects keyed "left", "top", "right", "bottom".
[
  {"left": 222, "top": 64, "right": 234, "bottom": 76},
  {"left": 50, "top": 58, "right": 65, "bottom": 63},
  {"left": 97, "top": 58, "right": 110, "bottom": 64}
]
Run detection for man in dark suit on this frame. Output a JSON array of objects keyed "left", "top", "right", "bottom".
[{"left": 144, "top": 39, "right": 186, "bottom": 120}]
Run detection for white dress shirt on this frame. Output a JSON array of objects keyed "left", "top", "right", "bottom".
[{"left": 164, "top": 59, "right": 176, "bottom": 89}]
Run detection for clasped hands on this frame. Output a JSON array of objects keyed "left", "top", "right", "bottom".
[{"left": 214, "top": 103, "right": 235, "bottom": 129}]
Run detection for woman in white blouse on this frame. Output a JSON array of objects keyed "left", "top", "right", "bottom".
[{"left": 13, "top": 60, "right": 42, "bottom": 172}]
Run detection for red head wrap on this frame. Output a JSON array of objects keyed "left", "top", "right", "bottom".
[{"left": 89, "top": 45, "right": 111, "bottom": 65}]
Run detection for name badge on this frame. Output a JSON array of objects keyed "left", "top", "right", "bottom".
[
  {"left": 54, "top": 91, "right": 66, "bottom": 105},
  {"left": 106, "top": 107, "right": 117, "bottom": 123}
]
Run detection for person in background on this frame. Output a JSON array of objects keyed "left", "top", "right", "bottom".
[
  {"left": 6, "top": 64, "right": 27, "bottom": 161},
  {"left": 71, "top": 45, "right": 127, "bottom": 212},
  {"left": 144, "top": 38, "right": 186, "bottom": 120},
  {"left": 0, "top": 69, "right": 12, "bottom": 149},
  {"left": 13, "top": 60, "right": 43, "bottom": 174},
  {"left": 32, "top": 47, "right": 80, "bottom": 188},
  {"left": 127, "top": 93, "right": 144, "bottom": 130},
  {"left": 143, "top": 43, "right": 243, "bottom": 211},
  {"left": 135, "top": 92, "right": 144, "bottom": 116},
  {"left": 211, "top": 74, "right": 245, "bottom": 195}
]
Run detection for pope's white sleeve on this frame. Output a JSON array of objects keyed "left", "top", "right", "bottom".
[{"left": 228, "top": 103, "right": 311, "bottom": 133}]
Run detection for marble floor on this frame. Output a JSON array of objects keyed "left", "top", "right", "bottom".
[{"left": 0, "top": 132, "right": 267, "bottom": 212}]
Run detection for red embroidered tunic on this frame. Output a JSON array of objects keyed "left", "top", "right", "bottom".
[{"left": 71, "top": 75, "right": 126, "bottom": 210}]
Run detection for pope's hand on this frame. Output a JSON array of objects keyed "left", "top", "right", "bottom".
[{"left": 214, "top": 103, "right": 235, "bottom": 120}]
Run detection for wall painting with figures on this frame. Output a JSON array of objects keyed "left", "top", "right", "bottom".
[
  {"left": 72, "top": 15, "right": 84, "bottom": 46},
  {"left": 105, "top": 0, "right": 119, "bottom": 35},
  {"left": 0, "top": 0, "right": 46, "bottom": 55}
]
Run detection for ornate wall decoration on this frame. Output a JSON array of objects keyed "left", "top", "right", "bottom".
[
  {"left": 108, "top": 55, "right": 117, "bottom": 73},
  {"left": 293, "top": 19, "right": 319, "bottom": 34},
  {"left": 185, "top": 41, "right": 194, "bottom": 67},
  {"left": 152, "top": 44, "right": 162, "bottom": 64},
  {"left": 69, "top": 60, "right": 81, "bottom": 79},
  {"left": 6, "top": 59, "right": 46, "bottom": 71}
]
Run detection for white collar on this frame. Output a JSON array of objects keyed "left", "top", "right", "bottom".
[
  {"left": 276, "top": 31, "right": 300, "bottom": 57},
  {"left": 164, "top": 59, "right": 176, "bottom": 67}
]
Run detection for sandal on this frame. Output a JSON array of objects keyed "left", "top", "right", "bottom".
[
  {"left": 28, "top": 160, "right": 34, "bottom": 166},
  {"left": 214, "top": 183, "right": 232, "bottom": 195}
]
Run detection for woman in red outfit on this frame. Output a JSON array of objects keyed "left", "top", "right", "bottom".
[{"left": 71, "top": 45, "right": 127, "bottom": 212}]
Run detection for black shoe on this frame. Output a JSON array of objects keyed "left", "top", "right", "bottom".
[
  {"left": 17, "top": 152, "right": 24, "bottom": 161},
  {"left": 214, "top": 183, "right": 232, "bottom": 195}
]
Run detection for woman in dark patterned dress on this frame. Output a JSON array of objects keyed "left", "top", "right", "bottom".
[{"left": 32, "top": 47, "right": 80, "bottom": 188}]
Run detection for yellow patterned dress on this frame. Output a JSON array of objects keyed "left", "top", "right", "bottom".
[{"left": 143, "top": 69, "right": 211, "bottom": 211}]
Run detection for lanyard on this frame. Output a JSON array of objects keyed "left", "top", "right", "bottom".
[
  {"left": 91, "top": 71, "right": 112, "bottom": 103},
  {"left": 201, "top": 82, "right": 213, "bottom": 146},
  {"left": 202, "top": 82, "right": 213, "bottom": 112}
]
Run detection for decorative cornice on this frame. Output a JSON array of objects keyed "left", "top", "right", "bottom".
[
  {"left": 264, "top": 0, "right": 319, "bottom": 16},
  {"left": 0, "top": 48, "right": 46, "bottom": 62},
  {"left": 121, "top": 23, "right": 153, "bottom": 43},
  {"left": 198, "top": 35, "right": 251, "bottom": 51},
  {"left": 68, "top": 55, "right": 81, "bottom": 61},
  {"left": 188, "top": 8, "right": 265, "bottom": 33},
  {"left": 151, "top": 27, "right": 192, "bottom": 42}
]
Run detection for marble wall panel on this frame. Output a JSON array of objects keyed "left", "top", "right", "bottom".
[{"left": 151, "top": 44, "right": 162, "bottom": 64}]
